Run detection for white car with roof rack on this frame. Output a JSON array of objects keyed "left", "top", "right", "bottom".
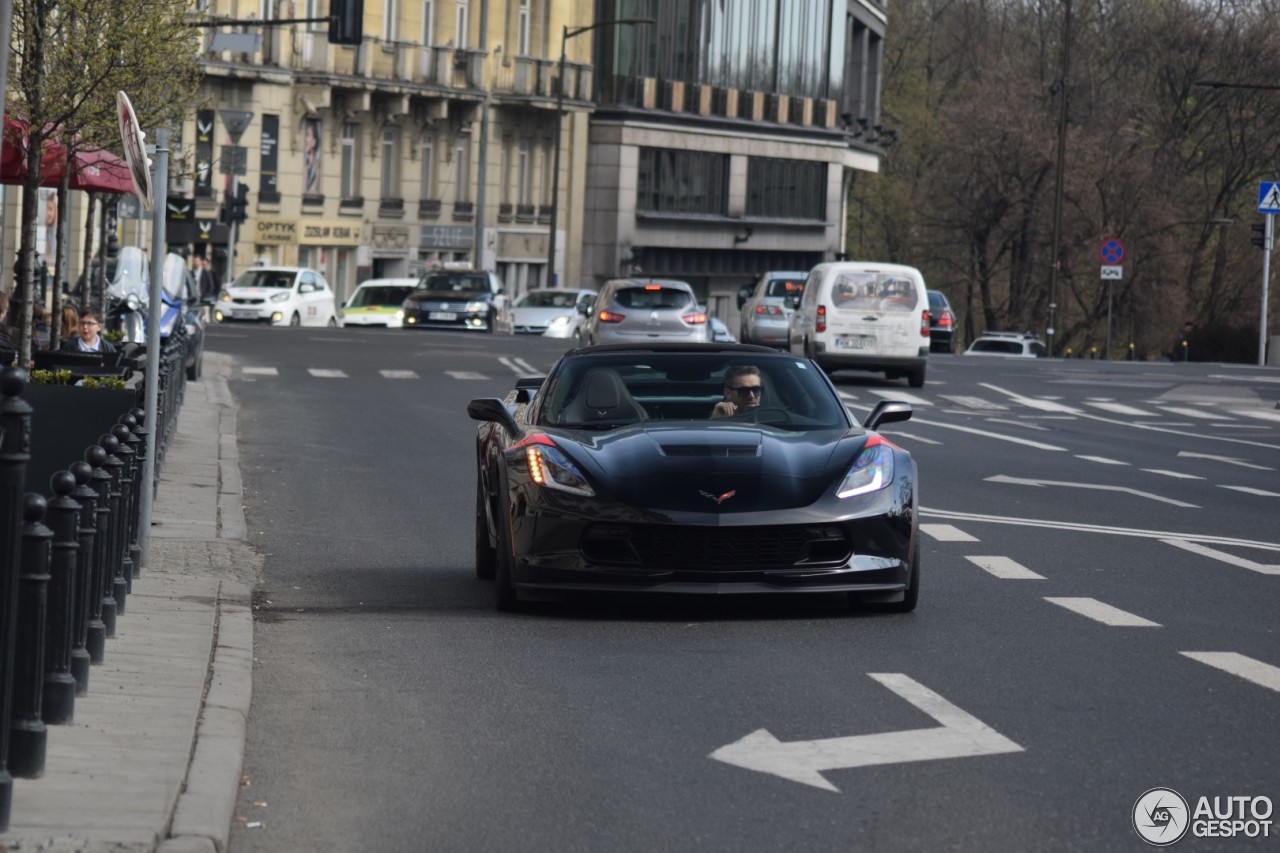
[{"left": 963, "top": 330, "right": 1048, "bottom": 357}]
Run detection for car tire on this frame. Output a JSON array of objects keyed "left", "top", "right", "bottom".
[
  {"left": 474, "top": 469, "right": 497, "bottom": 580},
  {"left": 907, "top": 366, "right": 926, "bottom": 388},
  {"left": 493, "top": 477, "right": 521, "bottom": 612},
  {"left": 289, "top": 312, "right": 301, "bottom": 327},
  {"left": 327, "top": 316, "right": 337, "bottom": 328},
  {"left": 851, "top": 548, "right": 919, "bottom": 614}
]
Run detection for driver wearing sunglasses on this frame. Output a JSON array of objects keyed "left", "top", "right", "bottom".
[{"left": 711, "top": 364, "right": 763, "bottom": 418}]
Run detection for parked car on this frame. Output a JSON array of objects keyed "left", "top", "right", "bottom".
[
  {"left": 467, "top": 343, "right": 919, "bottom": 612},
  {"left": 926, "top": 290, "right": 957, "bottom": 353},
  {"left": 710, "top": 316, "right": 737, "bottom": 343},
  {"left": 402, "top": 268, "right": 507, "bottom": 332},
  {"left": 342, "top": 278, "right": 418, "bottom": 328},
  {"left": 964, "top": 330, "right": 1048, "bottom": 357},
  {"left": 740, "top": 270, "right": 808, "bottom": 347},
  {"left": 542, "top": 312, "right": 584, "bottom": 340},
  {"left": 577, "top": 278, "right": 710, "bottom": 347},
  {"left": 787, "top": 262, "right": 931, "bottom": 387},
  {"left": 214, "top": 266, "right": 341, "bottom": 327},
  {"left": 497, "top": 288, "right": 596, "bottom": 335}
]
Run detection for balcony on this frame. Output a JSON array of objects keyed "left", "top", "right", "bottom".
[
  {"left": 453, "top": 201, "right": 475, "bottom": 221},
  {"left": 515, "top": 204, "right": 536, "bottom": 223},
  {"left": 379, "top": 197, "right": 405, "bottom": 217},
  {"left": 339, "top": 196, "right": 364, "bottom": 211},
  {"left": 418, "top": 199, "right": 442, "bottom": 219},
  {"left": 497, "top": 203, "right": 513, "bottom": 223}
]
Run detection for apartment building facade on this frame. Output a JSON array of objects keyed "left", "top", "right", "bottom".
[{"left": 175, "top": 0, "right": 887, "bottom": 311}]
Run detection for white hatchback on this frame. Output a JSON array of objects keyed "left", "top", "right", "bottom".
[{"left": 215, "top": 267, "right": 342, "bottom": 327}]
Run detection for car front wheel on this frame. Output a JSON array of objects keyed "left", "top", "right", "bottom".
[
  {"left": 474, "top": 469, "right": 496, "bottom": 580},
  {"left": 289, "top": 312, "right": 301, "bottom": 327}
]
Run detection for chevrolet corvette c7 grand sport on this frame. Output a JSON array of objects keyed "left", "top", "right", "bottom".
[{"left": 467, "top": 344, "right": 918, "bottom": 612}]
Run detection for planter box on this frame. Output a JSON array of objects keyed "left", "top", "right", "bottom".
[{"left": 23, "top": 384, "right": 142, "bottom": 498}]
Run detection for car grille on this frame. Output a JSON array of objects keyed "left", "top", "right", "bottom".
[
  {"left": 581, "top": 523, "right": 851, "bottom": 570},
  {"left": 232, "top": 298, "right": 266, "bottom": 305}
]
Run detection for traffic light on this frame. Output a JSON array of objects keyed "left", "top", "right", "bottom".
[
  {"left": 329, "top": 0, "right": 364, "bottom": 45},
  {"left": 230, "top": 182, "right": 249, "bottom": 225},
  {"left": 1251, "top": 223, "right": 1266, "bottom": 250}
]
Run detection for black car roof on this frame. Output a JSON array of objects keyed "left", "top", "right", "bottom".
[{"left": 567, "top": 342, "right": 782, "bottom": 357}]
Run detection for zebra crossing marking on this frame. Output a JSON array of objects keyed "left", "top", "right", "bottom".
[
  {"left": 381, "top": 370, "right": 420, "bottom": 379},
  {"left": 307, "top": 369, "right": 348, "bottom": 378},
  {"left": 1181, "top": 652, "right": 1280, "bottom": 693},
  {"left": 241, "top": 367, "right": 278, "bottom": 376},
  {"left": 965, "top": 556, "right": 1045, "bottom": 580},
  {"left": 1086, "top": 401, "right": 1159, "bottom": 417},
  {"left": 445, "top": 371, "right": 489, "bottom": 380},
  {"left": 920, "top": 524, "right": 978, "bottom": 542},
  {"left": 1044, "top": 597, "right": 1160, "bottom": 627},
  {"left": 1075, "top": 455, "right": 1129, "bottom": 466}
]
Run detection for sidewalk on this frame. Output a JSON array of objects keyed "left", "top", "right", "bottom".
[{"left": 3, "top": 351, "right": 257, "bottom": 853}]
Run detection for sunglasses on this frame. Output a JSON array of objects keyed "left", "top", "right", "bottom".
[{"left": 728, "top": 385, "right": 762, "bottom": 396}]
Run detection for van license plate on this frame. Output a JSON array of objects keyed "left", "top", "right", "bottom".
[
  {"left": 836, "top": 336, "right": 874, "bottom": 350},
  {"left": 429, "top": 311, "right": 458, "bottom": 321}
]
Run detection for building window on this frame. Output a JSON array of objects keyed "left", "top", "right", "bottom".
[
  {"left": 305, "top": 0, "right": 324, "bottom": 32},
  {"left": 341, "top": 122, "right": 360, "bottom": 199},
  {"left": 636, "top": 147, "right": 729, "bottom": 216},
  {"left": 381, "top": 127, "right": 400, "bottom": 200},
  {"left": 746, "top": 157, "right": 826, "bottom": 220},
  {"left": 382, "top": 0, "right": 398, "bottom": 42},
  {"left": 499, "top": 136, "right": 512, "bottom": 205},
  {"left": 540, "top": 139, "right": 552, "bottom": 206},
  {"left": 421, "top": 0, "right": 433, "bottom": 45},
  {"left": 455, "top": 0, "right": 469, "bottom": 50},
  {"left": 517, "top": 0, "right": 530, "bottom": 55},
  {"left": 420, "top": 129, "right": 435, "bottom": 198},
  {"left": 516, "top": 139, "right": 531, "bottom": 206},
  {"left": 454, "top": 133, "right": 471, "bottom": 202}
]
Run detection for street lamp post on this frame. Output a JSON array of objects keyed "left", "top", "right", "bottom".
[{"left": 545, "top": 17, "right": 652, "bottom": 288}]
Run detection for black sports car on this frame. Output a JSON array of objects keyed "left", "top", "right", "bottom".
[{"left": 467, "top": 343, "right": 918, "bottom": 612}]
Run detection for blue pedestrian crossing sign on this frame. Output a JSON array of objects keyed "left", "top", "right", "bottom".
[{"left": 1259, "top": 182, "right": 1280, "bottom": 214}]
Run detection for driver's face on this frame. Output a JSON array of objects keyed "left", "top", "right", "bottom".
[{"left": 724, "top": 377, "right": 762, "bottom": 410}]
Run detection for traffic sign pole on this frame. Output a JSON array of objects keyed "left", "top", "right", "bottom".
[
  {"left": 1098, "top": 239, "right": 1125, "bottom": 360},
  {"left": 1261, "top": 213, "right": 1273, "bottom": 367}
]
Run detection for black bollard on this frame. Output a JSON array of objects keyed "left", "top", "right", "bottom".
[
  {"left": 84, "top": 446, "right": 111, "bottom": 660},
  {"left": 8, "top": 494, "right": 52, "bottom": 779},
  {"left": 0, "top": 367, "right": 34, "bottom": 830},
  {"left": 110, "top": 424, "right": 136, "bottom": 597},
  {"left": 68, "top": 462, "right": 97, "bottom": 693},
  {"left": 117, "top": 415, "right": 144, "bottom": 579},
  {"left": 41, "top": 472, "right": 80, "bottom": 725},
  {"left": 97, "top": 434, "right": 125, "bottom": 625}
]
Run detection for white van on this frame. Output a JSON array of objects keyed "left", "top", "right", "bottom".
[{"left": 787, "top": 261, "right": 930, "bottom": 387}]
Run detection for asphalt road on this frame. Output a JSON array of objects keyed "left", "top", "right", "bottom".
[{"left": 215, "top": 324, "right": 1280, "bottom": 852}]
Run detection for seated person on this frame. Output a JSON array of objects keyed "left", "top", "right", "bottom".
[
  {"left": 60, "top": 308, "right": 115, "bottom": 353},
  {"left": 711, "top": 365, "right": 763, "bottom": 418}
]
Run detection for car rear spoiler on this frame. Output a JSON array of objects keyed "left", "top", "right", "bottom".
[{"left": 514, "top": 375, "right": 545, "bottom": 403}]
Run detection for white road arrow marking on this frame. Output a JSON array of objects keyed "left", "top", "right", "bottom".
[
  {"left": 709, "top": 673, "right": 1022, "bottom": 792},
  {"left": 985, "top": 475, "right": 1199, "bottom": 508},
  {"left": 1162, "top": 539, "right": 1280, "bottom": 575},
  {"left": 498, "top": 356, "right": 541, "bottom": 378},
  {"left": 1177, "top": 451, "right": 1273, "bottom": 470}
]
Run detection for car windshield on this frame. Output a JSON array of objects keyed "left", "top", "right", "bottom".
[
  {"left": 233, "top": 270, "right": 295, "bottom": 290},
  {"left": 518, "top": 290, "right": 582, "bottom": 309},
  {"left": 765, "top": 279, "right": 805, "bottom": 298},
  {"left": 539, "top": 353, "right": 849, "bottom": 431},
  {"left": 830, "top": 273, "right": 919, "bottom": 313},
  {"left": 614, "top": 287, "right": 692, "bottom": 310},
  {"left": 418, "top": 272, "right": 489, "bottom": 293},
  {"left": 350, "top": 286, "right": 412, "bottom": 307}
]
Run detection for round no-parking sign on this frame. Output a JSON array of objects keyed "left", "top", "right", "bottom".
[{"left": 1099, "top": 238, "right": 1125, "bottom": 265}]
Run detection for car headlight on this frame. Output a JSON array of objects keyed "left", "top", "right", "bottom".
[
  {"left": 548, "top": 315, "right": 572, "bottom": 329},
  {"left": 270, "top": 291, "right": 291, "bottom": 302},
  {"left": 394, "top": 310, "right": 404, "bottom": 321},
  {"left": 219, "top": 291, "right": 231, "bottom": 302},
  {"left": 524, "top": 442, "right": 594, "bottom": 496},
  {"left": 465, "top": 301, "right": 490, "bottom": 314},
  {"left": 836, "top": 436, "right": 895, "bottom": 498}
]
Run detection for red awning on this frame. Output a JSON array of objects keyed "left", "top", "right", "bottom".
[{"left": 0, "top": 114, "right": 134, "bottom": 194}]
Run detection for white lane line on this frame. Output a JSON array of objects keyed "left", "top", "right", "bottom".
[
  {"left": 1229, "top": 408, "right": 1280, "bottom": 423},
  {"left": 984, "top": 418, "right": 1050, "bottom": 431},
  {"left": 1157, "top": 406, "right": 1232, "bottom": 420},
  {"left": 1219, "top": 485, "right": 1280, "bottom": 497},
  {"left": 1044, "top": 597, "right": 1161, "bottom": 627},
  {"left": 883, "top": 432, "right": 943, "bottom": 445},
  {"left": 1182, "top": 652, "right": 1280, "bottom": 693},
  {"left": 1075, "top": 455, "right": 1129, "bottom": 466},
  {"left": 1162, "top": 539, "right": 1280, "bottom": 575},
  {"left": 979, "top": 383, "right": 1082, "bottom": 414},
  {"left": 837, "top": 391, "right": 859, "bottom": 401},
  {"left": 1178, "top": 451, "right": 1274, "bottom": 470},
  {"left": 1141, "top": 469, "right": 1205, "bottom": 480},
  {"left": 940, "top": 395, "right": 1007, "bottom": 410},
  {"left": 985, "top": 475, "right": 1199, "bottom": 508},
  {"left": 965, "top": 556, "right": 1045, "bottom": 579},
  {"left": 867, "top": 389, "right": 933, "bottom": 406},
  {"left": 497, "top": 356, "right": 541, "bottom": 377},
  {"left": 242, "top": 367, "right": 278, "bottom": 376},
  {"left": 910, "top": 418, "right": 1068, "bottom": 451},
  {"left": 308, "top": 369, "right": 348, "bottom": 378},
  {"left": 512, "top": 357, "right": 542, "bottom": 375},
  {"left": 1209, "top": 374, "right": 1280, "bottom": 385},
  {"left": 920, "top": 524, "right": 978, "bottom": 542},
  {"left": 444, "top": 370, "right": 489, "bottom": 380},
  {"left": 1086, "top": 401, "right": 1159, "bottom": 416},
  {"left": 381, "top": 369, "right": 420, "bottom": 379}
]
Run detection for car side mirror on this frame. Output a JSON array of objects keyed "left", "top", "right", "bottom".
[
  {"left": 862, "top": 400, "right": 912, "bottom": 431},
  {"left": 467, "top": 397, "right": 524, "bottom": 438},
  {"left": 577, "top": 302, "right": 592, "bottom": 316},
  {"left": 785, "top": 295, "right": 801, "bottom": 309}
]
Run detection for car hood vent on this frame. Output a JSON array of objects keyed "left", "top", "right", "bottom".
[{"left": 659, "top": 444, "right": 760, "bottom": 458}]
